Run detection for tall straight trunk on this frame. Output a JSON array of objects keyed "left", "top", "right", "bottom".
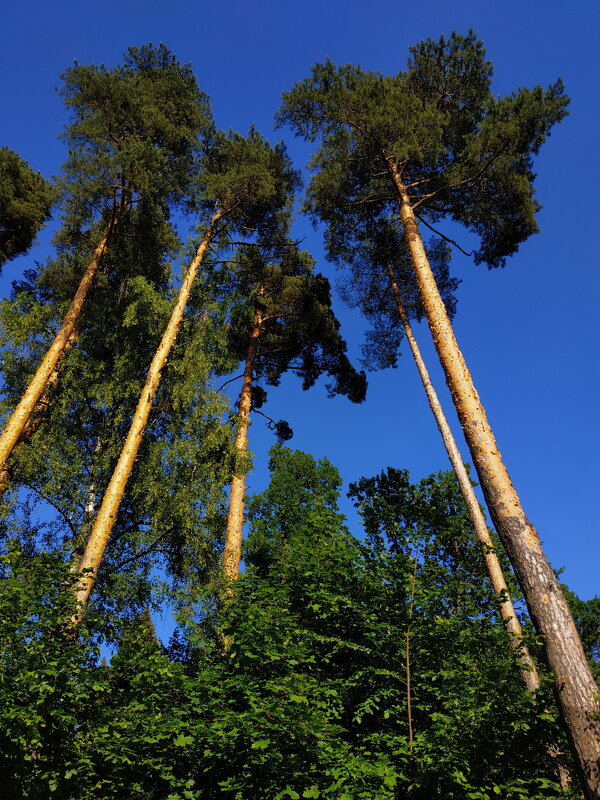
[
  {"left": 387, "top": 157, "right": 600, "bottom": 798},
  {"left": 388, "top": 264, "right": 540, "bottom": 692},
  {"left": 0, "top": 325, "right": 81, "bottom": 496},
  {"left": 222, "top": 306, "right": 262, "bottom": 582},
  {"left": 0, "top": 208, "right": 118, "bottom": 477},
  {"left": 71, "top": 208, "right": 224, "bottom": 621}
]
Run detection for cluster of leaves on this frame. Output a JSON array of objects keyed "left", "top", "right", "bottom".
[
  {"left": 0, "top": 147, "right": 54, "bottom": 269},
  {"left": 1, "top": 448, "right": 592, "bottom": 799}
]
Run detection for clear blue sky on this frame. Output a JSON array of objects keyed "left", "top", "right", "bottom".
[{"left": 1, "top": 0, "right": 598, "bottom": 600}]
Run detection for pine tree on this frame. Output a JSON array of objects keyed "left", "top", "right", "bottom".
[
  {"left": 220, "top": 241, "right": 366, "bottom": 582},
  {"left": 278, "top": 31, "right": 599, "bottom": 794},
  {"left": 0, "top": 147, "right": 54, "bottom": 268},
  {"left": 0, "top": 44, "right": 211, "bottom": 484},
  {"left": 0, "top": 217, "right": 233, "bottom": 631},
  {"left": 340, "top": 222, "right": 540, "bottom": 691},
  {"left": 71, "top": 129, "right": 302, "bottom": 620}
]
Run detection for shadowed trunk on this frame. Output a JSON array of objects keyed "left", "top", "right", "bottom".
[
  {"left": 387, "top": 156, "right": 600, "bottom": 798},
  {"left": 71, "top": 207, "right": 223, "bottom": 623},
  {"left": 388, "top": 264, "right": 540, "bottom": 692},
  {"left": 69, "top": 435, "right": 104, "bottom": 569},
  {"left": 0, "top": 206, "right": 119, "bottom": 478},
  {"left": 223, "top": 305, "right": 263, "bottom": 583}
]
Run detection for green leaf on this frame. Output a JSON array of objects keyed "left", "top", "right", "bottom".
[
  {"left": 173, "top": 733, "right": 194, "bottom": 747},
  {"left": 251, "top": 739, "right": 270, "bottom": 750}
]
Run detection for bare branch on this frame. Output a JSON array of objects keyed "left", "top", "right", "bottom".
[{"left": 414, "top": 212, "right": 474, "bottom": 258}]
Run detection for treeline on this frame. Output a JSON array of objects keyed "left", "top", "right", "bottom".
[
  {"left": 1, "top": 446, "right": 597, "bottom": 799},
  {"left": 0, "top": 33, "right": 598, "bottom": 800}
]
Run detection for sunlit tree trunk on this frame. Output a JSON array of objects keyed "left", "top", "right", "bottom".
[
  {"left": 0, "top": 207, "right": 118, "bottom": 479},
  {"left": 223, "top": 305, "right": 263, "bottom": 582},
  {"left": 71, "top": 208, "right": 223, "bottom": 622},
  {"left": 388, "top": 264, "right": 540, "bottom": 692},
  {"left": 388, "top": 158, "right": 600, "bottom": 797},
  {"left": 0, "top": 325, "right": 80, "bottom": 497}
]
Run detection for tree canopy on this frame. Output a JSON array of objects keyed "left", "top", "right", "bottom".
[{"left": 0, "top": 147, "right": 53, "bottom": 268}]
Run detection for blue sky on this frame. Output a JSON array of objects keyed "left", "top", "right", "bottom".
[{"left": 1, "top": 0, "right": 598, "bottom": 600}]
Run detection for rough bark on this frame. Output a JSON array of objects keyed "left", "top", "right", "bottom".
[
  {"left": 387, "top": 157, "right": 600, "bottom": 798},
  {"left": 222, "top": 305, "right": 263, "bottom": 583},
  {"left": 388, "top": 265, "right": 541, "bottom": 692},
  {"left": 0, "top": 326, "right": 80, "bottom": 497},
  {"left": 71, "top": 208, "right": 224, "bottom": 621},
  {"left": 0, "top": 212, "right": 117, "bottom": 477}
]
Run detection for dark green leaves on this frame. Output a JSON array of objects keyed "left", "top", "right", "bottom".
[
  {"left": 278, "top": 31, "right": 569, "bottom": 270},
  {"left": 0, "top": 147, "right": 54, "bottom": 269}
]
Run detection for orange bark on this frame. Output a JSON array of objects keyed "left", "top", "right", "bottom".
[
  {"left": 387, "top": 157, "right": 600, "bottom": 796},
  {"left": 388, "top": 265, "right": 540, "bottom": 692},
  {"left": 71, "top": 208, "right": 223, "bottom": 621},
  {"left": 0, "top": 326, "right": 80, "bottom": 496},
  {"left": 222, "top": 306, "right": 263, "bottom": 583},
  {"left": 0, "top": 217, "right": 116, "bottom": 475}
]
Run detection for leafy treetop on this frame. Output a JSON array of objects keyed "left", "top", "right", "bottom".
[
  {"left": 0, "top": 147, "right": 54, "bottom": 269},
  {"left": 277, "top": 30, "right": 569, "bottom": 268}
]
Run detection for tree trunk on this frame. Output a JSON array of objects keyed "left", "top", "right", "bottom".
[
  {"left": 0, "top": 214, "right": 117, "bottom": 477},
  {"left": 388, "top": 264, "right": 540, "bottom": 692},
  {"left": 222, "top": 306, "right": 262, "bottom": 582},
  {"left": 71, "top": 208, "right": 224, "bottom": 622},
  {"left": 69, "top": 435, "right": 104, "bottom": 569},
  {"left": 0, "top": 325, "right": 81, "bottom": 497},
  {"left": 387, "top": 158, "right": 600, "bottom": 799}
]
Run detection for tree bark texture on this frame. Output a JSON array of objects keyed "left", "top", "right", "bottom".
[
  {"left": 387, "top": 158, "right": 600, "bottom": 798},
  {"left": 72, "top": 208, "right": 223, "bottom": 621},
  {"left": 222, "top": 306, "right": 263, "bottom": 582},
  {"left": 388, "top": 265, "right": 540, "bottom": 693},
  {"left": 0, "top": 326, "right": 80, "bottom": 497},
  {"left": 0, "top": 218, "right": 115, "bottom": 477}
]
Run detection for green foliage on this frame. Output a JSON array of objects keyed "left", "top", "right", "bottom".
[
  {"left": 57, "top": 43, "right": 212, "bottom": 236},
  {"left": 0, "top": 147, "right": 54, "bottom": 268},
  {"left": 0, "top": 449, "right": 583, "bottom": 798},
  {"left": 0, "top": 38, "right": 586, "bottom": 800},
  {"left": 223, "top": 240, "right": 366, "bottom": 404},
  {"left": 562, "top": 587, "right": 600, "bottom": 680},
  {"left": 338, "top": 219, "right": 459, "bottom": 369},
  {"left": 192, "top": 126, "right": 298, "bottom": 237},
  {"left": 277, "top": 30, "right": 569, "bottom": 270}
]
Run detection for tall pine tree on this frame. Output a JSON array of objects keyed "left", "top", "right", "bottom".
[{"left": 278, "top": 31, "right": 599, "bottom": 793}]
